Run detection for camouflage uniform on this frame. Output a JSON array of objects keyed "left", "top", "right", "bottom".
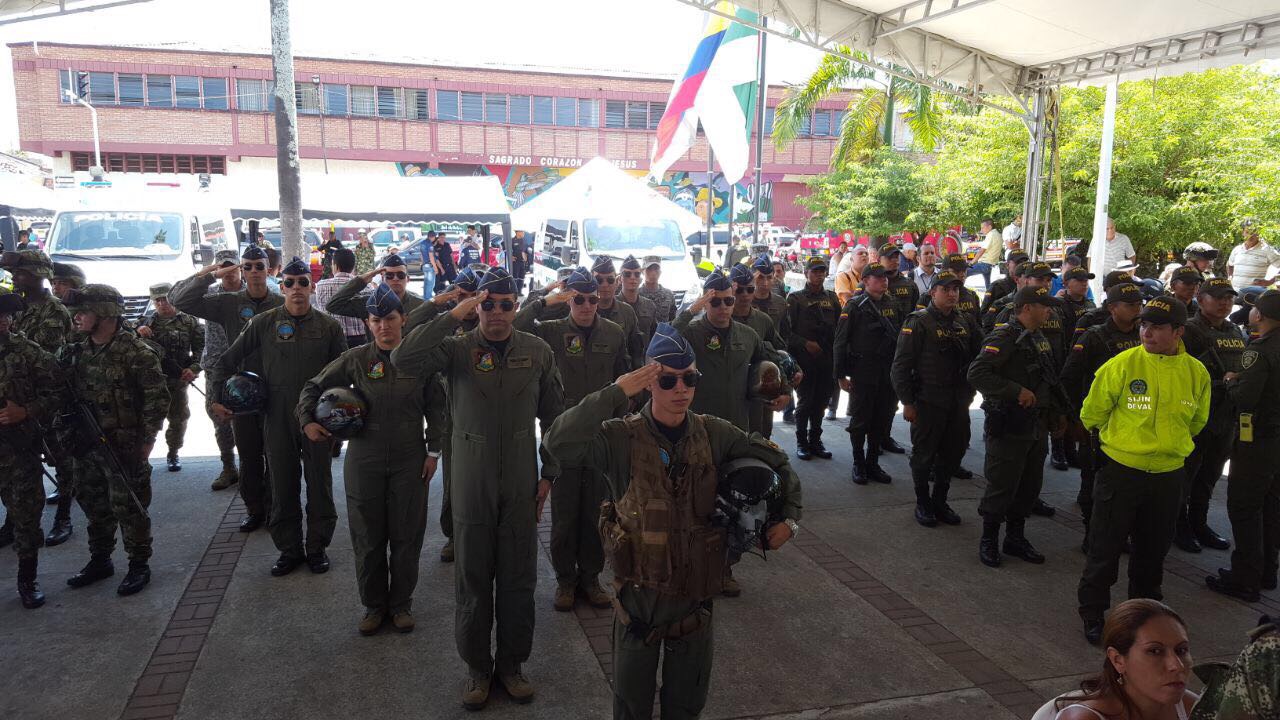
[
  {"left": 196, "top": 279, "right": 244, "bottom": 478},
  {"left": 144, "top": 307, "right": 205, "bottom": 455},
  {"left": 1193, "top": 621, "right": 1280, "bottom": 719},
  {"left": 638, "top": 283, "right": 677, "bottom": 323},
  {"left": 13, "top": 289, "right": 72, "bottom": 353},
  {"left": 0, "top": 329, "right": 63, "bottom": 560},
  {"left": 61, "top": 290, "right": 169, "bottom": 566}
]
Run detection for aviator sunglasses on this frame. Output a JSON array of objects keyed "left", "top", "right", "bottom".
[
  {"left": 594, "top": 274, "right": 616, "bottom": 285},
  {"left": 242, "top": 262, "right": 266, "bottom": 271},
  {"left": 282, "top": 277, "right": 310, "bottom": 288},
  {"left": 480, "top": 298, "right": 516, "bottom": 312},
  {"left": 573, "top": 295, "right": 600, "bottom": 305},
  {"left": 708, "top": 296, "right": 735, "bottom": 308},
  {"left": 621, "top": 270, "right": 641, "bottom": 279},
  {"left": 733, "top": 285, "right": 755, "bottom": 295},
  {"left": 657, "top": 371, "right": 701, "bottom": 390},
  {"left": 384, "top": 271, "right": 407, "bottom": 280}
]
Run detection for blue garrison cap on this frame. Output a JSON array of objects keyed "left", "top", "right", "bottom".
[
  {"left": 381, "top": 253, "right": 406, "bottom": 268},
  {"left": 591, "top": 256, "right": 616, "bottom": 275},
  {"left": 647, "top": 322, "right": 695, "bottom": 370},
  {"left": 241, "top": 246, "right": 268, "bottom": 261},
  {"left": 478, "top": 266, "right": 518, "bottom": 295},
  {"left": 281, "top": 256, "right": 310, "bottom": 276},
  {"left": 702, "top": 270, "right": 732, "bottom": 292},
  {"left": 728, "top": 264, "right": 753, "bottom": 286},
  {"left": 751, "top": 254, "right": 773, "bottom": 274},
  {"left": 565, "top": 267, "right": 598, "bottom": 294},
  {"left": 620, "top": 255, "right": 642, "bottom": 271},
  {"left": 366, "top": 282, "right": 403, "bottom": 317},
  {"left": 453, "top": 266, "right": 482, "bottom": 293}
]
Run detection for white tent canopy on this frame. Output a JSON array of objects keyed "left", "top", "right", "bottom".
[
  {"left": 510, "top": 157, "right": 703, "bottom": 239},
  {"left": 0, "top": 0, "right": 155, "bottom": 26},
  {"left": 225, "top": 174, "right": 511, "bottom": 226},
  {"left": 0, "top": 174, "right": 56, "bottom": 222}
]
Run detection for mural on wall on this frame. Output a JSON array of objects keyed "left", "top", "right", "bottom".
[{"left": 395, "top": 162, "right": 778, "bottom": 225}]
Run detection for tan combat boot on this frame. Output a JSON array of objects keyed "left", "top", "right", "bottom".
[
  {"left": 579, "top": 579, "right": 612, "bottom": 609},
  {"left": 439, "top": 539, "right": 454, "bottom": 563},
  {"left": 391, "top": 611, "right": 415, "bottom": 634},
  {"left": 721, "top": 566, "right": 742, "bottom": 597},
  {"left": 462, "top": 671, "right": 491, "bottom": 711},
  {"left": 358, "top": 608, "right": 385, "bottom": 636},
  {"left": 497, "top": 666, "right": 534, "bottom": 704},
  {"left": 553, "top": 583, "right": 575, "bottom": 612},
  {"left": 210, "top": 466, "right": 239, "bottom": 491}
]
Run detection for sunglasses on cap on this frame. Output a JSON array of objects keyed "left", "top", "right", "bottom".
[
  {"left": 709, "top": 296, "right": 735, "bottom": 308},
  {"left": 621, "top": 270, "right": 641, "bottom": 279},
  {"left": 734, "top": 285, "right": 755, "bottom": 294},
  {"left": 384, "top": 272, "right": 407, "bottom": 280},
  {"left": 572, "top": 294, "right": 600, "bottom": 305},
  {"left": 480, "top": 298, "right": 515, "bottom": 312},
  {"left": 657, "top": 370, "right": 701, "bottom": 390},
  {"left": 594, "top": 274, "right": 616, "bottom": 285},
  {"left": 282, "top": 277, "right": 310, "bottom": 288},
  {"left": 242, "top": 262, "right": 266, "bottom": 271}
]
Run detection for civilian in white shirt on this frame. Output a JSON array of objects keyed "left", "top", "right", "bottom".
[
  {"left": 1101, "top": 219, "right": 1137, "bottom": 274},
  {"left": 1227, "top": 217, "right": 1280, "bottom": 292},
  {"left": 911, "top": 243, "right": 939, "bottom": 295},
  {"left": 1002, "top": 215, "right": 1023, "bottom": 248}
]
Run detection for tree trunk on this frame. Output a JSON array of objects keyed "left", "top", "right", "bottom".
[{"left": 269, "top": 0, "right": 305, "bottom": 263}]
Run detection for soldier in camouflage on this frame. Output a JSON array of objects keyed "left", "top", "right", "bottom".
[
  {"left": 0, "top": 292, "right": 63, "bottom": 608},
  {"left": 189, "top": 249, "right": 244, "bottom": 491},
  {"left": 1192, "top": 618, "right": 1280, "bottom": 719},
  {"left": 61, "top": 284, "right": 169, "bottom": 596},
  {"left": 138, "top": 283, "right": 205, "bottom": 472},
  {"left": 50, "top": 261, "right": 86, "bottom": 302},
  {"left": 638, "top": 255, "right": 678, "bottom": 323}
]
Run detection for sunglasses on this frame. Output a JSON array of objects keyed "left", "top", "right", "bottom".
[
  {"left": 657, "top": 371, "right": 701, "bottom": 390},
  {"left": 384, "top": 272, "right": 407, "bottom": 280},
  {"left": 573, "top": 295, "right": 600, "bottom": 305},
  {"left": 594, "top": 275, "right": 616, "bottom": 285},
  {"left": 242, "top": 262, "right": 266, "bottom": 271},
  {"left": 709, "top": 296, "right": 735, "bottom": 308},
  {"left": 734, "top": 285, "right": 755, "bottom": 294},
  {"left": 480, "top": 299, "right": 515, "bottom": 312},
  {"left": 621, "top": 271, "right": 641, "bottom": 279},
  {"left": 282, "top": 277, "right": 310, "bottom": 288}
]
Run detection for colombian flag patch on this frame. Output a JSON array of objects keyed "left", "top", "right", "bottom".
[
  {"left": 982, "top": 345, "right": 1001, "bottom": 354},
  {"left": 1072, "top": 344, "right": 1085, "bottom": 352},
  {"left": 839, "top": 312, "right": 850, "bottom": 319},
  {"left": 900, "top": 327, "right": 913, "bottom": 335}
]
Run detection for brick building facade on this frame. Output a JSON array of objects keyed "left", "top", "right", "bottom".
[{"left": 9, "top": 42, "right": 868, "bottom": 229}]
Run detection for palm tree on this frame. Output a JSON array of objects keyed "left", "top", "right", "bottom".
[{"left": 773, "top": 47, "right": 948, "bottom": 167}]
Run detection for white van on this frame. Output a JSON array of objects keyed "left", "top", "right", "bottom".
[
  {"left": 46, "top": 191, "right": 236, "bottom": 319},
  {"left": 530, "top": 215, "right": 701, "bottom": 305}
]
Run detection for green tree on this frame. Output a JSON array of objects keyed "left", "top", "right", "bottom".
[
  {"left": 772, "top": 48, "right": 947, "bottom": 166},
  {"left": 797, "top": 148, "right": 923, "bottom": 236}
]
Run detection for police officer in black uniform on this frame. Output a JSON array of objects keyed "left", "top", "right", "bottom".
[
  {"left": 834, "top": 263, "right": 902, "bottom": 484},
  {"left": 1167, "top": 266, "right": 1203, "bottom": 316},
  {"left": 939, "top": 253, "right": 983, "bottom": 328},
  {"left": 968, "top": 286, "right": 1068, "bottom": 568},
  {"left": 979, "top": 251, "right": 1029, "bottom": 317},
  {"left": 879, "top": 244, "right": 919, "bottom": 323},
  {"left": 783, "top": 257, "right": 840, "bottom": 461},
  {"left": 891, "top": 270, "right": 981, "bottom": 526}
]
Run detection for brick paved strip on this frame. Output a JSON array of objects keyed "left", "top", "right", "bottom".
[
  {"left": 535, "top": 517, "right": 618, "bottom": 685},
  {"left": 118, "top": 495, "right": 245, "bottom": 720}
]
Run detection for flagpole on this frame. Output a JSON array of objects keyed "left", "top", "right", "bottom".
[
  {"left": 751, "top": 17, "right": 767, "bottom": 248},
  {"left": 706, "top": 139, "right": 715, "bottom": 263}
]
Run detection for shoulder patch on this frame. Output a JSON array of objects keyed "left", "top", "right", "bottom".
[
  {"left": 1072, "top": 344, "right": 1085, "bottom": 352},
  {"left": 982, "top": 345, "right": 1001, "bottom": 354},
  {"left": 900, "top": 327, "right": 913, "bottom": 335},
  {"left": 1243, "top": 349, "right": 1259, "bottom": 369}
]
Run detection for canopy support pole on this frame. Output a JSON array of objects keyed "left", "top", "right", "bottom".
[
  {"left": 1020, "top": 88, "right": 1050, "bottom": 261},
  {"left": 751, "top": 18, "right": 768, "bottom": 249},
  {"left": 1088, "top": 78, "right": 1120, "bottom": 299}
]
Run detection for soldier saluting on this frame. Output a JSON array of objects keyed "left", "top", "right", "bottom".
[{"left": 542, "top": 325, "right": 801, "bottom": 720}]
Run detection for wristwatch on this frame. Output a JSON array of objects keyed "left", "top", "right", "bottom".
[{"left": 784, "top": 518, "right": 800, "bottom": 538}]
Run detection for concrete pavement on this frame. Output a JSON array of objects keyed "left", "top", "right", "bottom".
[{"left": 0, "top": 397, "right": 1264, "bottom": 720}]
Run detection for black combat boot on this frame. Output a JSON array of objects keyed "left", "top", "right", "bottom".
[
  {"left": 166, "top": 449, "right": 182, "bottom": 472},
  {"left": 1002, "top": 519, "right": 1046, "bottom": 564},
  {"left": 880, "top": 437, "right": 906, "bottom": 454},
  {"left": 1190, "top": 508, "right": 1230, "bottom": 551},
  {"left": 931, "top": 480, "right": 962, "bottom": 525},
  {"left": 979, "top": 521, "right": 1001, "bottom": 567},
  {"left": 809, "top": 430, "right": 833, "bottom": 459},
  {"left": 117, "top": 561, "right": 151, "bottom": 596},
  {"left": 1031, "top": 498, "right": 1056, "bottom": 517},
  {"left": 1049, "top": 436, "right": 1069, "bottom": 471},
  {"left": 795, "top": 419, "right": 812, "bottom": 461},
  {"left": 1173, "top": 510, "right": 1201, "bottom": 553},
  {"left": 45, "top": 493, "right": 73, "bottom": 546},
  {"left": 67, "top": 554, "right": 115, "bottom": 588},
  {"left": 850, "top": 442, "right": 868, "bottom": 484},
  {"left": 913, "top": 482, "right": 937, "bottom": 527},
  {"left": 17, "top": 556, "right": 44, "bottom": 609},
  {"left": 0, "top": 518, "right": 12, "bottom": 549},
  {"left": 45, "top": 490, "right": 60, "bottom": 505},
  {"left": 1206, "top": 568, "right": 1260, "bottom": 602},
  {"left": 865, "top": 448, "right": 892, "bottom": 484}
]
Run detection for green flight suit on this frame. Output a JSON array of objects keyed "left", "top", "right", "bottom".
[
  {"left": 298, "top": 342, "right": 447, "bottom": 613},
  {"left": 321, "top": 276, "right": 426, "bottom": 330},
  {"left": 391, "top": 312, "right": 564, "bottom": 677},
  {"left": 515, "top": 300, "right": 629, "bottom": 589},
  {"left": 732, "top": 307, "right": 785, "bottom": 436},
  {"left": 672, "top": 309, "right": 767, "bottom": 433},
  {"left": 621, "top": 292, "right": 659, "bottom": 345},
  {"left": 542, "top": 383, "right": 802, "bottom": 720},
  {"left": 598, "top": 299, "right": 645, "bottom": 369},
  {"left": 218, "top": 305, "right": 346, "bottom": 558},
  {"left": 170, "top": 275, "right": 283, "bottom": 517}
]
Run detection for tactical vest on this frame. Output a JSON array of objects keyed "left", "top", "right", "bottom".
[
  {"left": 601, "top": 412, "right": 725, "bottom": 601},
  {"left": 909, "top": 310, "right": 973, "bottom": 398}
]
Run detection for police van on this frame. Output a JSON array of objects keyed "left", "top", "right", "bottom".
[
  {"left": 528, "top": 215, "right": 701, "bottom": 306},
  {"left": 45, "top": 189, "right": 236, "bottom": 319}
]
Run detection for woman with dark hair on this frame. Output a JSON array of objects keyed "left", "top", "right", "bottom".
[{"left": 1048, "top": 599, "right": 1198, "bottom": 719}]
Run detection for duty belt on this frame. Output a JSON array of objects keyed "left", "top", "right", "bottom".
[{"left": 610, "top": 584, "right": 710, "bottom": 646}]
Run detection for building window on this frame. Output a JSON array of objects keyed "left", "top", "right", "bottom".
[
  {"left": 832, "top": 110, "right": 845, "bottom": 136},
  {"left": 437, "top": 90, "right": 459, "bottom": 121},
  {"left": 626, "top": 102, "right": 648, "bottom": 130},
  {"left": 605, "top": 100, "right": 625, "bottom": 129},
  {"left": 763, "top": 107, "right": 774, "bottom": 135},
  {"left": 236, "top": 78, "right": 269, "bottom": 112},
  {"left": 88, "top": 71, "right": 115, "bottom": 105},
  {"left": 322, "top": 83, "right": 347, "bottom": 115},
  {"left": 509, "top": 95, "right": 530, "bottom": 125},
  {"left": 174, "top": 76, "right": 201, "bottom": 109},
  {"left": 294, "top": 82, "right": 319, "bottom": 114},
  {"left": 408, "top": 89, "right": 429, "bottom": 120},
  {"left": 799, "top": 113, "right": 811, "bottom": 137},
  {"left": 72, "top": 152, "right": 227, "bottom": 175},
  {"left": 648, "top": 102, "right": 665, "bottom": 130},
  {"left": 350, "top": 85, "right": 375, "bottom": 116},
  {"left": 813, "top": 110, "right": 831, "bottom": 137},
  {"left": 554, "top": 97, "right": 576, "bottom": 126},
  {"left": 377, "top": 86, "right": 403, "bottom": 118},
  {"left": 59, "top": 70, "right": 76, "bottom": 102},
  {"left": 578, "top": 99, "right": 599, "bottom": 128},
  {"left": 202, "top": 77, "right": 229, "bottom": 110},
  {"left": 532, "top": 96, "right": 553, "bottom": 125},
  {"left": 485, "top": 94, "right": 507, "bottom": 123},
  {"left": 117, "top": 74, "right": 144, "bottom": 106},
  {"left": 148, "top": 76, "right": 174, "bottom": 108},
  {"left": 460, "top": 91, "right": 483, "bottom": 122}
]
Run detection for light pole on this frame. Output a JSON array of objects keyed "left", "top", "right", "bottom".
[
  {"left": 313, "top": 74, "right": 328, "bottom": 174},
  {"left": 64, "top": 74, "right": 102, "bottom": 178}
]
